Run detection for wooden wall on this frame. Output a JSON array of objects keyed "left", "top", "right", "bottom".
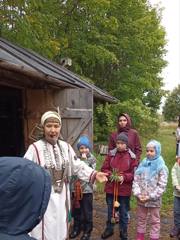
[
  {"left": 55, "top": 88, "right": 93, "bottom": 152},
  {"left": 24, "top": 88, "right": 93, "bottom": 152}
]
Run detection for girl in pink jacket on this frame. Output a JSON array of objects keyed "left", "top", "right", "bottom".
[{"left": 132, "top": 140, "right": 168, "bottom": 240}]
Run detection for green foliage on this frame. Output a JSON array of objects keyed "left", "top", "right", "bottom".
[
  {"left": 106, "top": 1, "right": 167, "bottom": 110},
  {"left": 1, "top": 0, "right": 167, "bottom": 114},
  {"left": 163, "top": 85, "right": 180, "bottom": 121},
  {"left": 94, "top": 99, "right": 159, "bottom": 142},
  {"left": 1, "top": 0, "right": 167, "bottom": 142},
  {"left": 109, "top": 169, "right": 121, "bottom": 182},
  {"left": 0, "top": 0, "right": 60, "bottom": 58},
  {"left": 155, "top": 126, "right": 176, "bottom": 208}
]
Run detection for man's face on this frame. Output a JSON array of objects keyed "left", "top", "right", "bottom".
[
  {"left": 44, "top": 118, "right": 61, "bottom": 145},
  {"left": 118, "top": 116, "right": 128, "bottom": 128},
  {"left": 116, "top": 140, "right": 127, "bottom": 151}
]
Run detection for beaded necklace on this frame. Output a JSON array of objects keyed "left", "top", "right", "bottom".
[
  {"left": 42, "top": 139, "right": 66, "bottom": 169},
  {"left": 42, "top": 139, "right": 67, "bottom": 193}
]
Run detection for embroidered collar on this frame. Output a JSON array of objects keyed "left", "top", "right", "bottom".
[{"left": 42, "top": 139, "right": 66, "bottom": 170}]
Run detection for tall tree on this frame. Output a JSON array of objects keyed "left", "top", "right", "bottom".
[
  {"left": 0, "top": 0, "right": 60, "bottom": 58},
  {"left": 1, "top": 0, "right": 167, "bottom": 113},
  {"left": 56, "top": 0, "right": 167, "bottom": 112},
  {"left": 163, "top": 85, "right": 180, "bottom": 121},
  {"left": 110, "top": 0, "right": 166, "bottom": 109}
]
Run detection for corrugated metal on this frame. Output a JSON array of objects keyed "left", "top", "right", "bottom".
[{"left": 0, "top": 37, "right": 117, "bottom": 102}]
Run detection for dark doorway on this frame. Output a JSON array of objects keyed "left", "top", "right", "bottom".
[{"left": 0, "top": 86, "right": 24, "bottom": 156}]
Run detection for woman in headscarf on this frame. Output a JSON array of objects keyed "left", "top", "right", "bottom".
[
  {"left": 108, "top": 113, "right": 142, "bottom": 162},
  {"left": 24, "top": 111, "right": 107, "bottom": 240}
]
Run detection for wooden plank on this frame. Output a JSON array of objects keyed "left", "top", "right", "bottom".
[
  {"left": 61, "top": 108, "right": 92, "bottom": 118},
  {"left": 79, "top": 88, "right": 93, "bottom": 108},
  {"left": 24, "top": 89, "right": 57, "bottom": 146},
  {"left": 54, "top": 89, "right": 68, "bottom": 108},
  {"left": 53, "top": 88, "right": 93, "bottom": 149},
  {"left": 78, "top": 89, "right": 93, "bottom": 146},
  {"left": 65, "top": 89, "right": 79, "bottom": 140},
  {"left": 66, "top": 116, "right": 92, "bottom": 145},
  {"left": 66, "top": 88, "right": 80, "bottom": 108},
  {"left": 54, "top": 89, "right": 68, "bottom": 138},
  {"left": 0, "top": 61, "right": 74, "bottom": 88},
  {"left": 0, "top": 68, "right": 35, "bottom": 88},
  {"left": 0, "top": 79, "right": 25, "bottom": 89},
  {"left": 26, "top": 89, "right": 55, "bottom": 114}
]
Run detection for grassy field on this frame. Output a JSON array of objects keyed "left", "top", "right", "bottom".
[{"left": 95, "top": 124, "right": 177, "bottom": 210}]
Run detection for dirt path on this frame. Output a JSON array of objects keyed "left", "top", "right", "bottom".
[{"left": 74, "top": 193, "right": 174, "bottom": 240}]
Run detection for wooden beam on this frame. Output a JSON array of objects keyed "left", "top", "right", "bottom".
[
  {"left": 0, "top": 78, "right": 25, "bottom": 89},
  {"left": 0, "top": 68, "right": 35, "bottom": 88},
  {"left": 60, "top": 107, "right": 92, "bottom": 118},
  {"left": 0, "top": 60, "right": 77, "bottom": 88}
]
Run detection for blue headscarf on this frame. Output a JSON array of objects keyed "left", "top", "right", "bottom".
[{"left": 135, "top": 140, "right": 168, "bottom": 180}]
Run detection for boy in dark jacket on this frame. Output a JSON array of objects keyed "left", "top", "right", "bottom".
[
  {"left": 0, "top": 157, "right": 51, "bottom": 240},
  {"left": 101, "top": 133, "right": 138, "bottom": 240}
]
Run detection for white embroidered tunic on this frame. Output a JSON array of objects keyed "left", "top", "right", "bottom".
[{"left": 24, "top": 139, "right": 94, "bottom": 240}]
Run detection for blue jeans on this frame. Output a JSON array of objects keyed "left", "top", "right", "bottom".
[
  {"left": 174, "top": 196, "right": 180, "bottom": 228},
  {"left": 106, "top": 193, "right": 130, "bottom": 231}
]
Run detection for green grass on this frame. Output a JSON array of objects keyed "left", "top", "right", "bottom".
[
  {"left": 95, "top": 125, "right": 177, "bottom": 210},
  {"left": 152, "top": 126, "right": 176, "bottom": 209}
]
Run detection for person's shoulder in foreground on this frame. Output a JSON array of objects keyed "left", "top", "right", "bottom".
[{"left": 0, "top": 156, "right": 51, "bottom": 240}]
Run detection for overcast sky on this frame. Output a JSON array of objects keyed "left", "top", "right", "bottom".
[{"left": 149, "top": 0, "right": 180, "bottom": 91}]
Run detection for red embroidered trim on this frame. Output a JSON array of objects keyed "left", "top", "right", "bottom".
[
  {"left": 32, "top": 143, "right": 44, "bottom": 240},
  {"left": 89, "top": 171, "right": 97, "bottom": 184},
  {"left": 32, "top": 143, "right": 41, "bottom": 165}
]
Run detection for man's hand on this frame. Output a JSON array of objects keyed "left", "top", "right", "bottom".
[
  {"left": 96, "top": 172, "right": 108, "bottom": 183},
  {"left": 176, "top": 185, "right": 180, "bottom": 191}
]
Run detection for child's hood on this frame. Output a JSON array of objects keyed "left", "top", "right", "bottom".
[
  {"left": 135, "top": 140, "right": 168, "bottom": 179},
  {"left": 0, "top": 157, "right": 51, "bottom": 236},
  {"left": 146, "top": 139, "right": 161, "bottom": 160}
]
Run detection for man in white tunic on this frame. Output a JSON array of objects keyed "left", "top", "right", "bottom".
[{"left": 24, "top": 111, "right": 107, "bottom": 240}]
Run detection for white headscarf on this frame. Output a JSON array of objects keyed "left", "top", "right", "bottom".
[{"left": 41, "top": 111, "right": 61, "bottom": 126}]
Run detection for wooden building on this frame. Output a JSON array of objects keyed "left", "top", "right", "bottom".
[{"left": 0, "top": 38, "right": 116, "bottom": 156}]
